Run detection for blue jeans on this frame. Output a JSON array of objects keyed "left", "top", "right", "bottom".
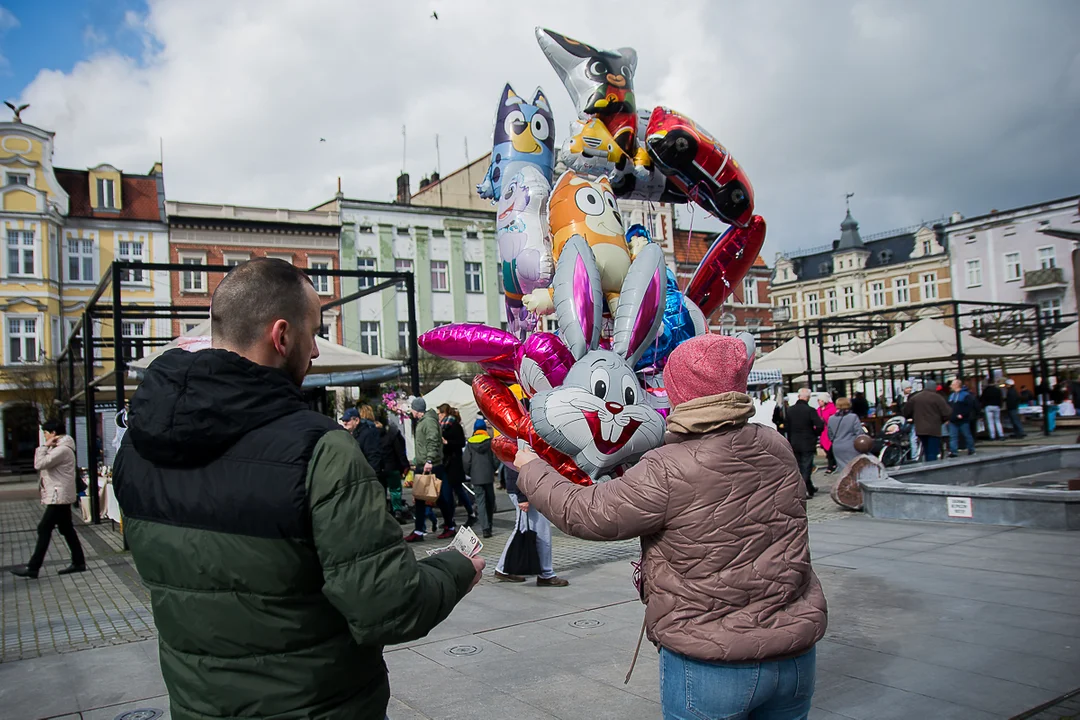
[
  {"left": 1008, "top": 408, "right": 1026, "bottom": 438},
  {"left": 948, "top": 421, "right": 974, "bottom": 455},
  {"left": 660, "top": 647, "right": 816, "bottom": 720},
  {"left": 920, "top": 435, "right": 941, "bottom": 462}
]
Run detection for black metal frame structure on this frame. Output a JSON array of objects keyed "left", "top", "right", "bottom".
[
  {"left": 55, "top": 260, "right": 419, "bottom": 524},
  {"left": 780, "top": 299, "right": 1066, "bottom": 437}
]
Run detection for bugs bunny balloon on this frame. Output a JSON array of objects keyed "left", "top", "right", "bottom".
[{"left": 530, "top": 235, "right": 667, "bottom": 480}]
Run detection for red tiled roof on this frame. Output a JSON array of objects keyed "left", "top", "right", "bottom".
[
  {"left": 55, "top": 168, "right": 163, "bottom": 222},
  {"left": 672, "top": 227, "right": 767, "bottom": 269}
]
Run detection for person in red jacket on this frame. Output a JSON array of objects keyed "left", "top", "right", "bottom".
[{"left": 515, "top": 334, "right": 827, "bottom": 719}]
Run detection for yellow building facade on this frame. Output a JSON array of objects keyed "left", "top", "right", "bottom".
[{"left": 0, "top": 119, "right": 168, "bottom": 468}]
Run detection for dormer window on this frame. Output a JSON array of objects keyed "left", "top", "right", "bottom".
[
  {"left": 96, "top": 178, "right": 116, "bottom": 209},
  {"left": 7, "top": 172, "right": 29, "bottom": 186},
  {"left": 922, "top": 240, "right": 932, "bottom": 254}
]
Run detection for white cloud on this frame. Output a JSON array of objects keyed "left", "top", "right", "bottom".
[{"left": 13, "top": 0, "right": 1080, "bottom": 256}]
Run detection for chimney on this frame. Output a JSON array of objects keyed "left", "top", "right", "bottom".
[
  {"left": 396, "top": 172, "right": 411, "bottom": 205},
  {"left": 430, "top": 171, "right": 440, "bottom": 183},
  {"left": 418, "top": 176, "right": 430, "bottom": 190}
]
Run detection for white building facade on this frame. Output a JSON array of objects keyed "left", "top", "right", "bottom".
[{"left": 947, "top": 195, "right": 1080, "bottom": 324}]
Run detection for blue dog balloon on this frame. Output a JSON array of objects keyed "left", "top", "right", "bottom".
[{"left": 477, "top": 84, "right": 555, "bottom": 201}]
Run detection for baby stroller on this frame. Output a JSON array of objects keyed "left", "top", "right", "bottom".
[{"left": 877, "top": 416, "right": 921, "bottom": 467}]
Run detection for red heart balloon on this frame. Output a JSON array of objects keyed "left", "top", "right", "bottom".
[
  {"left": 472, "top": 374, "right": 526, "bottom": 439},
  {"left": 685, "top": 215, "right": 766, "bottom": 318},
  {"left": 491, "top": 435, "right": 519, "bottom": 465}
]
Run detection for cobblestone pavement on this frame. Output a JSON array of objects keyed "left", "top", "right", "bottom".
[{"left": 0, "top": 478, "right": 848, "bottom": 665}]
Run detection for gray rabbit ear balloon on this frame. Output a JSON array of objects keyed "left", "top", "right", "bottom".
[
  {"left": 612, "top": 242, "right": 667, "bottom": 367},
  {"left": 530, "top": 237, "right": 667, "bottom": 482},
  {"left": 550, "top": 235, "right": 603, "bottom": 360}
]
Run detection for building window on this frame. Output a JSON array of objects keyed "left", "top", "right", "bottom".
[
  {"left": 358, "top": 225, "right": 374, "bottom": 234},
  {"left": 7, "top": 229, "right": 35, "bottom": 277},
  {"left": 223, "top": 253, "right": 249, "bottom": 268},
  {"left": 180, "top": 254, "right": 206, "bottom": 293},
  {"left": 826, "top": 289, "right": 838, "bottom": 314},
  {"left": 805, "top": 292, "right": 819, "bottom": 317},
  {"left": 66, "top": 237, "right": 95, "bottom": 283},
  {"left": 357, "top": 257, "right": 377, "bottom": 289},
  {"left": 870, "top": 281, "right": 886, "bottom": 308},
  {"left": 1038, "top": 246, "right": 1057, "bottom": 269},
  {"left": 359, "top": 321, "right": 380, "bottom": 355},
  {"left": 431, "top": 229, "right": 446, "bottom": 238},
  {"left": 431, "top": 260, "right": 449, "bottom": 292},
  {"left": 96, "top": 178, "right": 115, "bottom": 209},
  {"left": 921, "top": 272, "right": 937, "bottom": 300},
  {"left": 309, "top": 259, "right": 332, "bottom": 295},
  {"left": 1004, "top": 252, "right": 1022, "bottom": 281},
  {"left": 398, "top": 321, "right": 410, "bottom": 352},
  {"left": 122, "top": 320, "right": 147, "bottom": 361},
  {"left": 464, "top": 262, "right": 483, "bottom": 293},
  {"left": 1040, "top": 298, "right": 1063, "bottom": 322},
  {"left": 7, "top": 172, "right": 29, "bottom": 186},
  {"left": 922, "top": 240, "right": 933, "bottom": 255},
  {"left": 782, "top": 268, "right": 789, "bottom": 281},
  {"left": 842, "top": 286, "right": 855, "bottom": 310},
  {"left": 965, "top": 258, "right": 982, "bottom": 288},
  {"left": 183, "top": 321, "right": 202, "bottom": 334},
  {"left": 7, "top": 317, "right": 38, "bottom": 363},
  {"left": 743, "top": 277, "right": 757, "bottom": 305},
  {"left": 395, "top": 258, "right": 413, "bottom": 291},
  {"left": 466, "top": 231, "right": 479, "bottom": 240},
  {"left": 780, "top": 296, "right": 792, "bottom": 309},
  {"left": 117, "top": 239, "right": 146, "bottom": 282},
  {"left": 396, "top": 227, "right": 410, "bottom": 237},
  {"left": 894, "top": 277, "right": 909, "bottom": 304},
  {"left": 1003, "top": 226, "right": 1016, "bottom": 237}
]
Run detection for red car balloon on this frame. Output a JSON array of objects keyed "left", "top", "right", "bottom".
[
  {"left": 645, "top": 107, "right": 754, "bottom": 228},
  {"left": 685, "top": 216, "right": 767, "bottom": 317}
]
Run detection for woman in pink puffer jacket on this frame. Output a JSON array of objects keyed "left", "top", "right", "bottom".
[{"left": 517, "top": 334, "right": 827, "bottom": 720}]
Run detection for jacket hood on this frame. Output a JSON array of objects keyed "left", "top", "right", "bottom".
[
  {"left": 128, "top": 348, "right": 308, "bottom": 467},
  {"left": 468, "top": 432, "right": 492, "bottom": 451},
  {"left": 666, "top": 392, "right": 754, "bottom": 438}
]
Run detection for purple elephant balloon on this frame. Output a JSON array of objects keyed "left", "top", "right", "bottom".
[{"left": 515, "top": 332, "right": 575, "bottom": 396}]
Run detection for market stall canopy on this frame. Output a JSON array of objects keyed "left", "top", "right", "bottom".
[
  {"left": 833, "top": 318, "right": 1034, "bottom": 368},
  {"left": 1045, "top": 322, "right": 1080, "bottom": 360},
  {"left": 423, "top": 378, "right": 479, "bottom": 427},
  {"left": 754, "top": 336, "right": 850, "bottom": 377},
  {"left": 129, "top": 320, "right": 401, "bottom": 386}
]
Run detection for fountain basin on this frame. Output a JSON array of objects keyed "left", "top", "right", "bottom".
[{"left": 859, "top": 445, "right": 1080, "bottom": 530}]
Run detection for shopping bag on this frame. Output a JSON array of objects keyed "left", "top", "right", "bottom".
[
  {"left": 412, "top": 473, "right": 442, "bottom": 504},
  {"left": 503, "top": 513, "right": 542, "bottom": 576}
]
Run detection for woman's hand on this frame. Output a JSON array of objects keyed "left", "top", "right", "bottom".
[
  {"left": 514, "top": 447, "right": 539, "bottom": 468},
  {"left": 518, "top": 501, "right": 530, "bottom": 512}
]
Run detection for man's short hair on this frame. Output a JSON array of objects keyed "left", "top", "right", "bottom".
[
  {"left": 41, "top": 419, "right": 65, "bottom": 435},
  {"left": 211, "top": 258, "right": 314, "bottom": 349}
]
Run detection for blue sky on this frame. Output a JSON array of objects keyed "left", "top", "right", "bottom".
[{"left": 0, "top": 0, "right": 148, "bottom": 102}]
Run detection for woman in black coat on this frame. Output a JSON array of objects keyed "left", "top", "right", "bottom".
[{"left": 436, "top": 404, "right": 476, "bottom": 536}]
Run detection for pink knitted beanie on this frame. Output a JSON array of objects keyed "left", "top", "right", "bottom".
[{"left": 664, "top": 334, "right": 754, "bottom": 410}]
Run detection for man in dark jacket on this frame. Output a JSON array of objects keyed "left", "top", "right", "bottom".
[
  {"left": 114, "top": 259, "right": 483, "bottom": 720},
  {"left": 463, "top": 419, "right": 497, "bottom": 538},
  {"left": 785, "top": 388, "right": 824, "bottom": 497},
  {"left": 851, "top": 391, "right": 870, "bottom": 418},
  {"left": 1005, "top": 379, "right": 1025, "bottom": 438},
  {"left": 980, "top": 380, "right": 1004, "bottom": 440},
  {"left": 947, "top": 379, "right": 977, "bottom": 457},
  {"left": 902, "top": 385, "right": 952, "bottom": 461}
]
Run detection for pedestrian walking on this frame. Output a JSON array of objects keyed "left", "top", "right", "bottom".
[
  {"left": 827, "top": 397, "right": 866, "bottom": 471},
  {"left": 1005, "top": 379, "right": 1026, "bottom": 438},
  {"left": 494, "top": 462, "right": 568, "bottom": 586},
  {"left": 817, "top": 393, "right": 838, "bottom": 473},
  {"left": 948, "top": 379, "right": 977, "bottom": 457},
  {"left": 10, "top": 420, "right": 86, "bottom": 579},
  {"left": 405, "top": 397, "right": 447, "bottom": 542},
  {"left": 439, "top": 404, "right": 476, "bottom": 536},
  {"left": 463, "top": 419, "right": 497, "bottom": 538},
  {"left": 851, "top": 391, "right": 870, "bottom": 418},
  {"left": 902, "top": 385, "right": 952, "bottom": 461},
  {"left": 980, "top": 379, "right": 1005, "bottom": 440},
  {"left": 380, "top": 413, "right": 412, "bottom": 522},
  {"left": 785, "top": 388, "right": 824, "bottom": 497},
  {"left": 516, "top": 334, "right": 827, "bottom": 718},
  {"left": 113, "top": 259, "right": 483, "bottom": 720}
]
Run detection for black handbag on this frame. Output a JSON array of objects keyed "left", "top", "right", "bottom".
[{"left": 503, "top": 512, "right": 542, "bottom": 577}]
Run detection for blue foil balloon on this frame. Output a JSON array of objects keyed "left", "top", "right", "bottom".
[{"left": 625, "top": 224, "right": 698, "bottom": 371}]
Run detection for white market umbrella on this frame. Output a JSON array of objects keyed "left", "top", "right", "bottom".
[
  {"left": 755, "top": 336, "right": 850, "bottom": 377},
  {"left": 833, "top": 318, "right": 1032, "bottom": 368}
]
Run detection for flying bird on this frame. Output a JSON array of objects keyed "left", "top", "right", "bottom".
[
  {"left": 4, "top": 102, "right": 29, "bottom": 123},
  {"left": 431, "top": 11, "right": 438, "bottom": 20},
  {"left": 320, "top": 138, "right": 326, "bottom": 142}
]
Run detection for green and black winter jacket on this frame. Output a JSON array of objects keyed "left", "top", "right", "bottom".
[{"left": 114, "top": 349, "right": 475, "bottom": 720}]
